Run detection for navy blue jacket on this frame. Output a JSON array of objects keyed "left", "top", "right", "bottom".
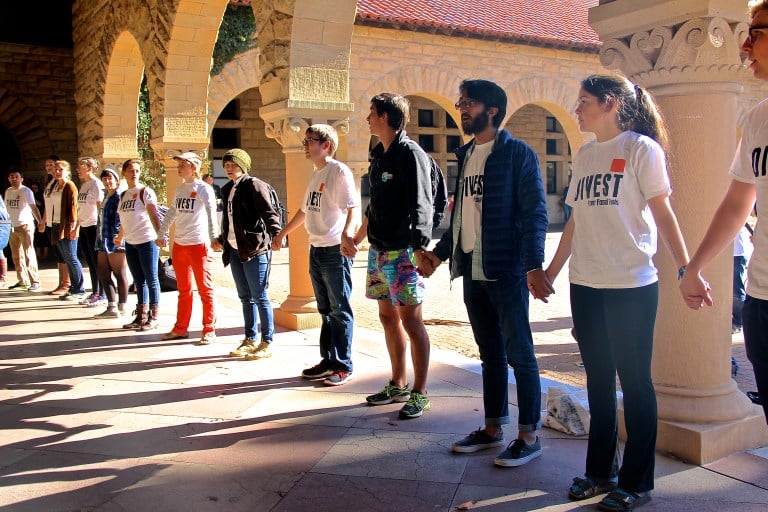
[{"left": 433, "top": 129, "right": 547, "bottom": 279}]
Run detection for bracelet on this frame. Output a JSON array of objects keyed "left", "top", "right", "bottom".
[{"left": 526, "top": 267, "right": 542, "bottom": 275}]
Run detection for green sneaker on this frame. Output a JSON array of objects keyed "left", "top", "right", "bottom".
[
  {"left": 399, "top": 391, "right": 430, "bottom": 419},
  {"left": 366, "top": 380, "right": 411, "bottom": 406}
]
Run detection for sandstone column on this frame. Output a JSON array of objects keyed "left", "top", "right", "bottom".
[
  {"left": 260, "top": 101, "right": 354, "bottom": 329},
  {"left": 590, "top": 0, "right": 768, "bottom": 464}
]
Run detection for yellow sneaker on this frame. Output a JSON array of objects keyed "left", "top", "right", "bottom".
[
  {"left": 228, "top": 340, "right": 256, "bottom": 357},
  {"left": 244, "top": 341, "right": 272, "bottom": 360}
]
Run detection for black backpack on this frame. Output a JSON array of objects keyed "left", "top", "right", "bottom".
[
  {"left": 264, "top": 181, "right": 287, "bottom": 228},
  {"left": 429, "top": 155, "right": 448, "bottom": 229}
]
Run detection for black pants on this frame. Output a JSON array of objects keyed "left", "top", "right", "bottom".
[
  {"left": 78, "top": 225, "right": 101, "bottom": 295},
  {"left": 744, "top": 295, "right": 768, "bottom": 424},
  {"left": 570, "top": 282, "right": 658, "bottom": 493}
]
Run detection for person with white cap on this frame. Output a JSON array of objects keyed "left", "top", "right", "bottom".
[
  {"left": 212, "top": 148, "right": 281, "bottom": 360},
  {"left": 156, "top": 152, "right": 219, "bottom": 344}
]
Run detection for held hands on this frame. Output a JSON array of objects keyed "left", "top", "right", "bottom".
[
  {"left": 527, "top": 268, "right": 554, "bottom": 303},
  {"left": 155, "top": 238, "right": 167, "bottom": 248},
  {"left": 271, "top": 232, "right": 285, "bottom": 251},
  {"left": 211, "top": 239, "right": 223, "bottom": 252},
  {"left": 340, "top": 233, "right": 358, "bottom": 258},
  {"left": 415, "top": 250, "right": 442, "bottom": 278},
  {"left": 679, "top": 270, "right": 713, "bottom": 310}
]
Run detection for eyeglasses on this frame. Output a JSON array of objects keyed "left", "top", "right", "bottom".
[
  {"left": 301, "top": 137, "right": 322, "bottom": 146},
  {"left": 454, "top": 99, "right": 480, "bottom": 110},
  {"left": 747, "top": 25, "right": 768, "bottom": 45}
]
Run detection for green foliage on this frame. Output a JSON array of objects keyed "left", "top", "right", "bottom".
[
  {"left": 211, "top": 4, "right": 257, "bottom": 76},
  {"left": 137, "top": 75, "right": 167, "bottom": 203}
]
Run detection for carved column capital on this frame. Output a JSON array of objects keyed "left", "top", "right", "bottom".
[
  {"left": 149, "top": 139, "right": 209, "bottom": 167},
  {"left": 260, "top": 99, "right": 354, "bottom": 153},
  {"left": 598, "top": 16, "right": 751, "bottom": 91}
]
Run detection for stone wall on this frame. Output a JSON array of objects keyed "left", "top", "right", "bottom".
[{"left": 0, "top": 43, "right": 77, "bottom": 183}]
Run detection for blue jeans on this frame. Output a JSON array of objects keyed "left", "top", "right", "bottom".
[
  {"left": 228, "top": 248, "right": 273, "bottom": 342},
  {"left": 54, "top": 225, "right": 85, "bottom": 294},
  {"left": 743, "top": 295, "right": 768, "bottom": 424},
  {"left": 309, "top": 245, "right": 353, "bottom": 372},
  {"left": 125, "top": 241, "right": 160, "bottom": 305},
  {"left": 733, "top": 255, "right": 747, "bottom": 329},
  {"left": 463, "top": 265, "right": 541, "bottom": 431},
  {"left": 570, "top": 283, "right": 658, "bottom": 493}
]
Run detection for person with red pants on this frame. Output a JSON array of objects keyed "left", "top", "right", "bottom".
[{"left": 156, "top": 152, "right": 219, "bottom": 344}]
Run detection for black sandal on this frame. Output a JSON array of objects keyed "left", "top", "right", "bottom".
[
  {"left": 597, "top": 488, "right": 651, "bottom": 511},
  {"left": 568, "top": 476, "right": 617, "bottom": 500}
]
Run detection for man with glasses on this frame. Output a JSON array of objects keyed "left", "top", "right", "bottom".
[
  {"left": 350, "top": 92, "right": 435, "bottom": 419},
  {"left": 424, "top": 79, "right": 549, "bottom": 467},
  {"left": 271, "top": 124, "right": 358, "bottom": 386},
  {"left": 680, "top": 0, "right": 768, "bottom": 421}
]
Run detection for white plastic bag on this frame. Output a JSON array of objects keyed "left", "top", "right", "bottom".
[{"left": 543, "top": 386, "right": 590, "bottom": 436}]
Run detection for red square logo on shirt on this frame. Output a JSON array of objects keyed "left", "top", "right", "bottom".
[
  {"left": 190, "top": 192, "right": 197, "bottom": 199},
  {"left": 319, "top": 183, "right": 325, "bottom": 192},
  {"left": 610, "top": 159, "right": 626, "bottom": 173}
]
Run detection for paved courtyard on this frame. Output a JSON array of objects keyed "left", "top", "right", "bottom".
[{"left": 0, "top": 231, "right": 766, "bottom": 511}]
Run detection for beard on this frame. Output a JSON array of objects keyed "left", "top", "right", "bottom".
[{"left": 462, "top": 108, "right": 492, "bottom": 135}]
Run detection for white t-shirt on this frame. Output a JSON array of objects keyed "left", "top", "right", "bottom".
[
  {"left": 77, "top": 178, "right": 105, "bottom": 227},
  {"left": 460, "top": 140, "right": 494, "bottom": 253},
  {"left": 159, "top": 180, "right": 217, "bottom": 246},
  {"left": 734, "top": 226, "right": 753, "bottom": 260},
  {"left": 730, "top": 97, "right": 768, "bottom": 299},
  {"left": 118, "top": 186, "right": 158, "bottom": 245},
  {"left": 45, "top": 186, "right": 63, "bottom": 225},
  {"left": 301, "top": 159, "right": 358, "bottom": 247},
  {"left": 226, "top": 174, "right": 251, "bottom": 250},
  {"left": 567, "top": 131, "right": 671, "bottom": 288},
  {"left": 4, "top": 186, "right": 36, "bottom": 227}
]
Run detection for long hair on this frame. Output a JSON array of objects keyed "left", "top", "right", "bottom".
[{"left": 581, "top": 74, "right": 669, "bottom": 150}]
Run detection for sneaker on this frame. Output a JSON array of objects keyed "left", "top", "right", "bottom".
[
  {"left": 61, "top": 292, "right": 86, "bottom": 302},
  {"left": 78, "top": 293, "right": 96, "bottom": 305},
  {"left": 85, "top": 295, "right": 107, "bottom": 307},
  {"left": 228, "top": 340, "right": 257, "bottom": 357},
  {"left": 399, "top": 391, "right": 431, "bottom": 419},
  {"left": 494, "top": 437, "right": 542, "bottom": 467},
  {"left": 28, "top": 283, "right": 41, "bottom": 292},
  {"left": 302, "top": 362, "right": 334, "bottom": 380},
  {"left": 9, "top": 282, "right": 30, "bottom": 290},
  {"left": 0, "top": 281, "right": 6, "bottom": 289},
  {"left": 94, "top": 306, "right": 120, "bottom": 318},
  {"left": 244, "top": 341, "right": 272, "bottom": 360},
  {"left": 198, "top": 332, "right": 216, "bottom": 345},
  {"left": 117, "top": 303, "right": 126, "bottom": 314},
  {"left": 323, "top": 371, "right": 353, "bottom": 386},
  {"left": 451, "top": 428, "right": 505, "bottom": 453},
  {"left": 366, "top": 380, "right": 411, "bottom": 406}
]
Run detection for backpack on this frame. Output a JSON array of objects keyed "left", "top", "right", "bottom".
[
  {"left": 429, "top": 155, "right": 448, "bottom": 229},
  {"left": 264, "top": 181, "right": 287, "bottom": 228}
]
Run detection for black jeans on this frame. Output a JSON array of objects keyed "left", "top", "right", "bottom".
[
  {"left": 570, "top": 282, "right": 658, "bottom": 493},
  {"left": 743, "top": 295, "right": 768, "bottom": 424},
  {"left": 78, "top": 225, "right": 102, "bottom": 295}
]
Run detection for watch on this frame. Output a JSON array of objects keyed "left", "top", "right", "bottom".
[{"left": 677, "top": 265, "right": 687, "bottom": 280}]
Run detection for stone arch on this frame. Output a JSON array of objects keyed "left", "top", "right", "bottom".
[
  {"left": 0, "top": 88, "right": 54, "bottom": 173},
  {"left": 504, "top": 76, "right": 585, "bottom": 154},
  {"left": 349, "top": 64, "right": 466, "bottom": 163},
  {"left": 207, "top": 48, "right": 262, "bottom": 138},
  {"left": 102, "top": 31, "right": 145, "bottom": 160}
]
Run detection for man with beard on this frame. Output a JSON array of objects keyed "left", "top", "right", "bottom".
[{"left": 424, "top": 79, "right": 550, "bottom": 466}]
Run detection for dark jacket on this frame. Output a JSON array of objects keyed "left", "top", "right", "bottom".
[
  {"left": 366, "top": 130, "right": 433, "bottom": 251},
  {"left": 433, "top": 129, "right": 547, "bottom": 279},
  {"left": 219, "top": 175, "right": 281, "bottom": 266}
]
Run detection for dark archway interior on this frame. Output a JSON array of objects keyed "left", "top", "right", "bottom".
[{"left": 0, "top": 123, "right": 21, "bottom": 196}]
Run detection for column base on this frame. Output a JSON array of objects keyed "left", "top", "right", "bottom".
[
  {"left": 273, "top": 295, "right": 321, "bottom": 330},
  {"left": 618, "top": 405, "right": 768, "bottom": 465}
]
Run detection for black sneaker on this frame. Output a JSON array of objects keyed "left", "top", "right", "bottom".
[
  {"left": 366, "top": 380, "right": 411, "bottom": 405},
  {"left": 494, "top": 437, "right": 542, "bottom": 467},
  {"left": 302, "top": 362, "right": 334, "bottom": 380},
  {"left": 451, "top": 428, "right": 505, "bottom": 453},
  {"left": 399, "top": 391, "right": 430, "bottom": 419}
]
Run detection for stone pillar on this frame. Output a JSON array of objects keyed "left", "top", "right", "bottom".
[
  {"left": 260, "top": 100, "right": 354, "bottom": 330},
  {"left": 590, "top": 0, "right": 768, "bottom": 464}
]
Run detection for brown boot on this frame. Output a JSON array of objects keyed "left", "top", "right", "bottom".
[
  {"left": 0, "top": 259, "right": 7, "bottom": 289},
  {"left": 48, "top": 263, "right": 70, "bottom": 295},
  {"left": 141, "top": 305, "right": 160, "bottom": 331},
  {"left": 123, "top": 304, "right": 148, "bottom": 329}
]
